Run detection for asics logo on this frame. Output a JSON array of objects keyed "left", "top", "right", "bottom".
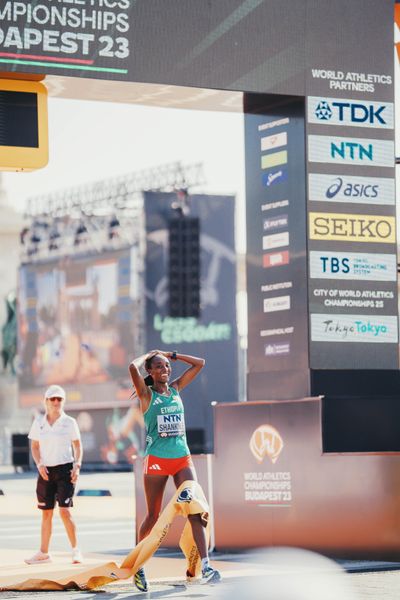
[{"left": 177, "top": 488, "right": 193, "bottom": 503}]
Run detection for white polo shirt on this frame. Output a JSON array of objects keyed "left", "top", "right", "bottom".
[{"left": 28, "top": 413, "right": 81, "bottom": 467}]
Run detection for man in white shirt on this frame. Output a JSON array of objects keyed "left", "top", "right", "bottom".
[{"left": 25, "top": 384, "right": 83, "bottom": 565}]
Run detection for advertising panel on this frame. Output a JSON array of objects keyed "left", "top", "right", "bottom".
[
  {"left": 308, "top": 174, "right": 395, "bottom": 206},
  {"left": 213, "top": 401, "right": 400, "bottom": 552},
  {"left": 309, "top": 251, "right": 397, "bottom": 282},
  {"left": 245, "top": 95, "right": 309, "bottom": 400},
  {"left": 306, "top": 19, "right": 398, "bottom": 370},
  {"left": 308, "top": 136, "right": 394, "bottom": 168},
  {"left": 18, "top": 247, "right": 141, "bottom": 407},
  {"left": 143, "top": 192, "right": 237, "bottom": 453},
  {"left": 0, "top": 1, "right": 393, "bottom": 101},
  {"left": 307, "top": 97, "right": 394, "bottom": 129}
]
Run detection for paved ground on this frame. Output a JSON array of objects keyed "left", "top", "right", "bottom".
[{"left": 0, "top": 468, "right": 399, "bottom": 599}]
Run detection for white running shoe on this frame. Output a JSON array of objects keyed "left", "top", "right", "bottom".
[
  {"left": 201, "top": 565, "right": 221, "bottom": 585},
  {"left": 71, "top": 548, "right": 83, "bottom": 564},
  {"left": 24, "top": 551, "right": 52, "bottom": 565}
]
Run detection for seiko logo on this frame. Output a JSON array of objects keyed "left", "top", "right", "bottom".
[
  {"left": 326, "top": 177, "right": 378, "bottom": 199},
  {"left": 315, "top": 100, "right": 386, "bottom": 124},
  {"left": 309, "top": 212, "right": 395, "bottom": 244},
  {"left": 249, "top": 424, "right": 284, "bottom": 464}
]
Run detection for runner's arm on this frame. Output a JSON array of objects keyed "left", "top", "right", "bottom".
[{"left": 129, "top": 354, "right": 151, "bottom": 412}]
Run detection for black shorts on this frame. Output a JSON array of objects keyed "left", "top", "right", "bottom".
[{"left": 36, "top": 463, "right": 75, "bottom": 510}]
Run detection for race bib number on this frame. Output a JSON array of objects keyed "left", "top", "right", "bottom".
[{"left": 157, "top": 413, "right": 185, "bottom": 437}]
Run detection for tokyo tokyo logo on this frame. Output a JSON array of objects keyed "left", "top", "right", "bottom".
[{"left": 249, "top": 424, "right": 284, "bottom": 464}]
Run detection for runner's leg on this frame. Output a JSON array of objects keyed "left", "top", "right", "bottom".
[
  {"left": 139, "top": 474, "right": 169, "bottom": 541},
  {"left": 173, "top": 466, "right": 207, "bottom": 559}
]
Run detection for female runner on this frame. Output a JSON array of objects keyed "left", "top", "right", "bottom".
[{"left": 129, "top": 350, "right": 220, "bottom": 591}]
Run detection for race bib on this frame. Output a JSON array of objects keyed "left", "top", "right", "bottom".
[{"left": 157, "top": 413, "right": 185, "bottom": 437}]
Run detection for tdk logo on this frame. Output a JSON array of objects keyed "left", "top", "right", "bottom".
[
  {"left": 315, "top": 101, "right": 332, "bottom": 120},
  {"left": 308, "top": 96, "right": 393, "bottom": 129},
  {"left": 331, "top": 141, "right": 372, "bottom": 161},
  {"left": 326, "top": 177, "right": 378, "bottom": 199},
  {"left": 315, "top": 100, "right": 386, "bottom": 125}
]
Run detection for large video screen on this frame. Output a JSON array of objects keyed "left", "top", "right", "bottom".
[{"left": 18, "top": 248, "right": 141, "bottom": 407}]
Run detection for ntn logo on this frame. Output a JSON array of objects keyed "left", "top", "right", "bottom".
[
  {"left": 326, "top": 177, "right": 378, "bottom": 198},
  {"left": 331, "top": 142, "right": 372, "bottom": 160}
]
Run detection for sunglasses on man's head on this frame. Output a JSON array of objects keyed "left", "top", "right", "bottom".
[{"left": 47, "top": 397, "right": 63, "bottom": 402}]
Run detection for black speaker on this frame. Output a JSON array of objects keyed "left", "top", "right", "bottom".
[
  {"left": 168, "top": 216, "right": 200, "bottom": 317},
  {"left": 11, "top": 433, "right": 30, "bottom": 468}
]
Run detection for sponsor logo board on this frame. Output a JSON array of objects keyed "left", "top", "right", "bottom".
[
  {"left": 263, "top": 251, "right": 289, "bottom": 268},
  {"left": 263, "top": 231, "right": 289, "bottom": 250},
  {"left": 308, "top": 97, "right": 393, "bottom": 129},
  {"left": 261, "top": 131, "right": 287, "bottom": 151},
  {"left": 260, "top": 326, "right": 294, "bottom": 337},
  {"left": 308, "top": 135, "right": 394, "bottom": 167},
  {"left": 261, "top": 150, "right": 288, "bottom": 169},
  {"left": 311, "top": 314, "right": 398, "bottom": 343},
  {"left": 264, "top": 342, "right": 291, "bottom": 355},
  {"left": 261, "top": 281, "right": 293, "bottom": 292},
  {"left": 309, "top": 251, "right": 397, "bottom": 281},
  {"left": 262, "top": 168, "right": 288, "bottom": 187},
  {"left": 258, "top": 117, "right": 290, "bottom": 131},
  {"left": 309, "top": 212, "right": 395, "bottom": 244},
  {"left": 263, "top": 214, "right": 288, "bottom": 231},
  {"left": 261, "top": 199, "right": 289, "bottom": 211},
  {"left": 308, "top": 174, "right": 394, "bottom": 205},
  {"left": 263, "top": 295, "right": 291, "bottom": 313}
]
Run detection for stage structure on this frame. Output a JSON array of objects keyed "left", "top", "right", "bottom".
[
  {"left": 18, "top": 162, "right": 238, "bottom": 463},
  {"left": 3, "top": 0, "right": 400, "bottom": 554}
]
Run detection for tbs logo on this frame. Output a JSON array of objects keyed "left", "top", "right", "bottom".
[
  {"left": 315, "top": 100, "right": 386, "bottom": 125},
  {"left": 319, "top": 256, "right": 350, "bottom": 274}
]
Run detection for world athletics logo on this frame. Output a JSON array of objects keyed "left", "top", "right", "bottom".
[{"left": 249, "top": 424, "right": 284, "bottom": 464}]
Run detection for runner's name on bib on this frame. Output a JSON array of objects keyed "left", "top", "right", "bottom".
[{"left": 157, "top": 414, "right": 185, "bottom": 437}]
